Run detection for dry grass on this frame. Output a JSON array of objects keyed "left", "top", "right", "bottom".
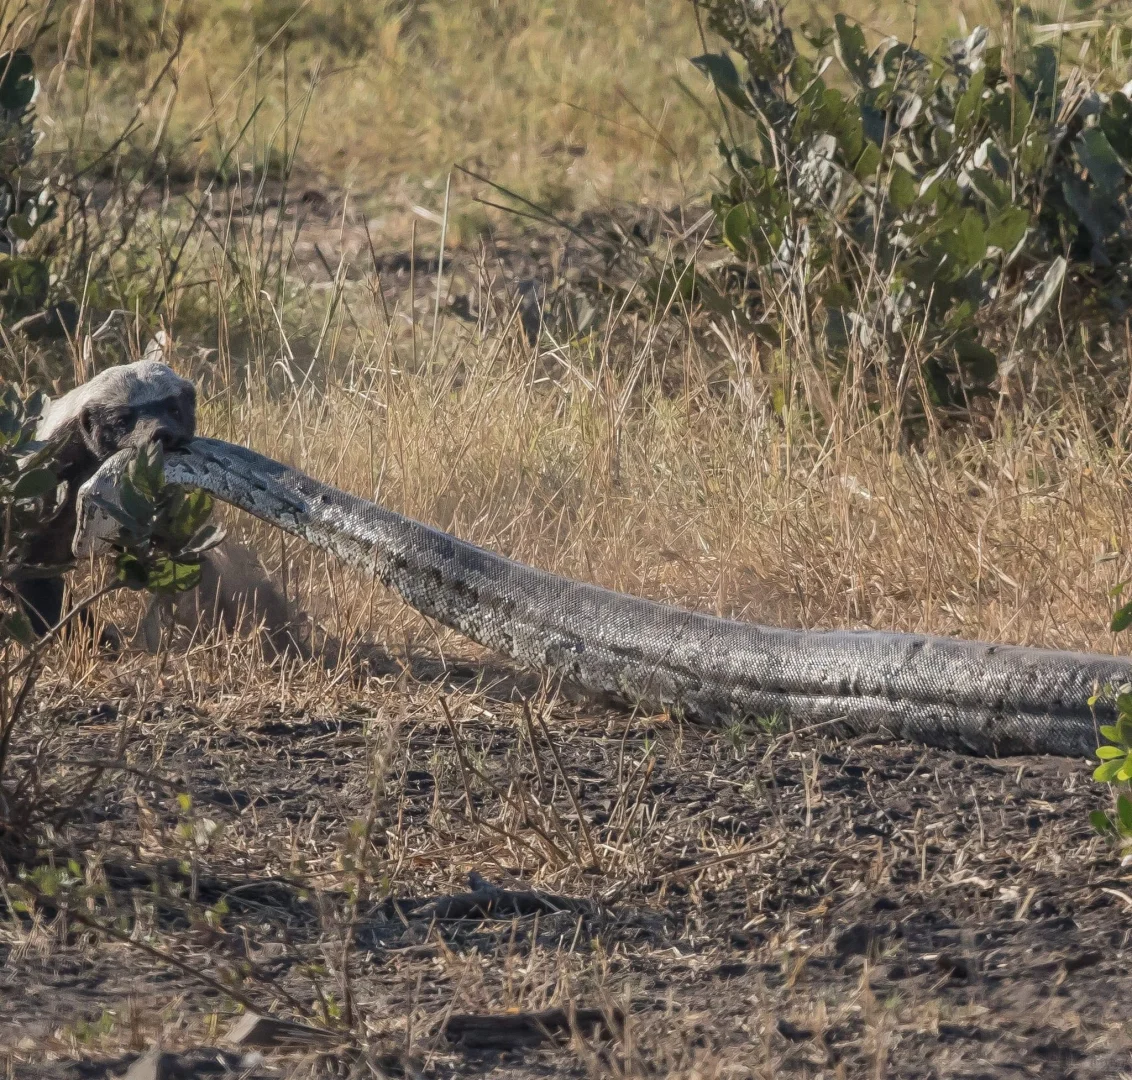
[
  {"left": 2, "top": 219, "right": 1130, "bottom": 1077},
  {"left": 38, "top": 0, "right": 1003, "bottom": 218},
  {"left": 179, "top": 318, "right": 1131, "bottom": 680},
  {"left": 3, "top": 1, "right": 1132, "bottom": 1077}
]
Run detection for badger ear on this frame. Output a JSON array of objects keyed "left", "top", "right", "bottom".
[{"left": 78, "top": 404, "right": 106, "bottom": 456}]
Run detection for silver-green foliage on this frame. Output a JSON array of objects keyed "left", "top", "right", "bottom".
[
  {"left": 694, "top": 0, "right": 1132, "bottom": 413},
  {"left": 0, "top": 49, "right": 57, "bottom": 326}
]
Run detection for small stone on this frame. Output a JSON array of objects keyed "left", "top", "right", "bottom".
[
  {"left": 123, "top": 1051, "right": 172, "bottom": 1080},
  {"left": 124, "top": 1049, "right": 244, "bottom": 1080},
  {"left": 224, "top": 1011, "right": 338, "bottom": 1048}
]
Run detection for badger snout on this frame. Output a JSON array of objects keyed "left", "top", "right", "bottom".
[{"left": 129, "top": 397, "right": 195, "bottom": 453}]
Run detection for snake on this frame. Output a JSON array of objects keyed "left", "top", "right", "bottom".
[{"left": 75, "top": 437, "right": 1132, "bottom": 758}]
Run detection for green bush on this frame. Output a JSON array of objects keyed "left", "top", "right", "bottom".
[
  {"left": 1093, "top": 590, "right": 1132, "bottom": 861},
  {"left": 0, "top": 49, "right": 59, "bottom": 329},
  {"left": 693, "top": 0, "right": 1132, "bottom": 418}
]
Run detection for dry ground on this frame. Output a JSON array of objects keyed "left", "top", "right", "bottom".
[
  {"left": 3, "top": 2, "right": 1132, "bottom": 1076},
  {"left": 4, "top": 245, "right": 1132, "bottom": 1075},
  {"left": 5, "top": 672, "right": 1132, "bottom": 1079}
]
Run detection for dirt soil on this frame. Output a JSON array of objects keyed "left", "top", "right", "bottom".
[{"left": 3, "top": 648, "right": 1131, "bottom": 1079}]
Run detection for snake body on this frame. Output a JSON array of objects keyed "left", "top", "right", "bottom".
[{"left": 80, "top": 438, "right": 1132, "bottom": 757}]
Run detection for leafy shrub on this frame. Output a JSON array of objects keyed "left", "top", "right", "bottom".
[
  {"left": 0, "top": 49, "right": 60, "bottom": 331},
  {"left": 1092, "top": 592, "right": 1132, "bottom": 861},
  {"left": 693, "top": 0, "right": 1132, "bottom": 419},
  {"left": 94, "top": 442, "right": 223, "bottom": 595}
]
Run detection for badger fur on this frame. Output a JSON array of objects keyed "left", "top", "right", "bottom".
[
  {"left": 18, "top": 359, "right": 196, "bottom": 636},
  {"left": 138, "top": 539, "right": 310, "bottom": 662}
]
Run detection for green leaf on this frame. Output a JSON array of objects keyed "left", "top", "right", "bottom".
[
  {"left": 1101, "top": 724, "right": 1122, "bottom": 742},
  {"left": 1117, "top": 757, "right": 1132, "bottom": 783},
  {"left": 788, "top": 55, "right": 814, "bottom": 94},
  {"left": 889, "top": 167, "right": 917, "bottom": 211},
  {"left": 854, "top": 142, "right": 882, "bottom": 180},
  {"left": 1117, "top": 795, "right": 1132, "bottom": 833},
  {"left": 1112, "top": 602, "right": 1132, "bottom": 635},
  {"left": 1076, "top": 128, "right": 1127, "bottom": 196},
  {"left": 1094, "top": 758, "right": 1124, "bottom": 783},
  {"left": 1091, "top": 809, "right": 1115, "bottom": 835},
  {"left": 145, "top": 557, "right": 202, "bottom": 595},
  {"left": 1018, "top": 132, "right": 1047, "bottom": 178},
  {"left": 169, "top": 488, "right": 214, "bottom": 545},
  {"left": 722, "top": 203, "right": 753, "bottom": 258},
  {"left": 6, "top": 213, "right": 33, "bottom": 242},
  {"left": 169, "top": 561, "right": 202, "bottom": 593},
  {"left": 833, "top": 15, "right": 870, "bottom": 86},
  {"left": 940, "top": 211, "right": 987, "bottom": 272},
  {"left": 985, "top": 206, "right": 1029, "bottom": 254},
  {"left": 11, "top": 466, "right": 55, "bottom": 500},
  {"left": 1096, "top": 745, "right": 1124, "bottom": 760},
  {"left": 1009, "top": 91, "right": 1032, "bottom": 147},
  {"left": 131, "top": 442, "right": 165, "bottom": 500},
  {"left": 967, "top": 168, "right": 1011, "bottom": 211},
  {"left": 118, "top": 481, "right": 154, "bottom": 527},
  {"left": 954, "top": 68, "right": 985, "bottom": 133},
  {"left": 691, "top": 53, "right": 749, "bottom": 111}
]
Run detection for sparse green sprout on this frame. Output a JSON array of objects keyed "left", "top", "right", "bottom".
[
  {"left": 0, "top": 385, "right": 219, "bottom": 865},
  {"left": 0, "top": 386, "right": 61, "bottom": 646},
  {"left": 1093, "top": 706, "right": 1132, "bottom": 785},
  {"left": 1092, "top": 603, "right": 1132, "bottom": 861}
]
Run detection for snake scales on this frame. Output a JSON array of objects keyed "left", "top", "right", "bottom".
[{"left": 77, "top": 437, "right": 1132, "bottom": 758}]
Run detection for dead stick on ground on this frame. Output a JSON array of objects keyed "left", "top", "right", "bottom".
[
  {"left": 440, "top": 698, "right": 569, "bottom": 863},
  {"left": 440, "top": 697, "right": 480, "bottom": 825},
  {"left": 520, "top": 699, "right": 548, "bottom": 790}
]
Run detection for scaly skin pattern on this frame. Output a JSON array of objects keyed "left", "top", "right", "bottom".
[{"left": 87, "top": 438, "right": 1132, "bottom": 757}]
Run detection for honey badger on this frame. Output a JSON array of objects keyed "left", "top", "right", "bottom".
[
  {"left": 18, "top": 359, "right": 197, "bottom": 636},
  {"left": 138, "top": 539, "right": 311, "bottom": 661},
  {"left": 34, "top": 360, "right": 365, "bottom": 665}
]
